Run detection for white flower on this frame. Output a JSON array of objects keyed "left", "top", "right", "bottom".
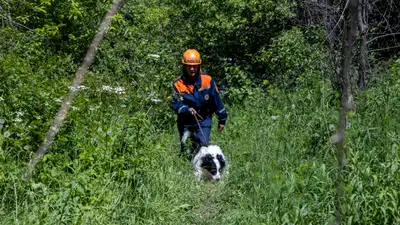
[
  {"left": 106, "top": 130, "right": 112, "bottom": 136},
  {"left": 120, "top": 104, "right": 127, "bottom": 108},
  {"left": 284, "top": 114, "right": 289, "bottom": 119},
  {"left": 0, "top": 97, "right": 4, "bottom": 102},
  {"left": 0, "top": 119, "right": 4, "bottom": 124},
  {"left": 16, "top": 111, "right": 25, "bottom": 116},
  {"left": 24, "top": 145, "right": 30, "bottom": 151},
  {"left": 291, "top": 104, "right": 296, "bottom": 109},
  {"left": 346, "top": 122, "right": 352, "bottom": 128},
  {"left": 114, "top": 87, "right": 126, "bottom": 95},
  {"left": 4, "top": 131, "right": 11, "bottom": 138},
  {"left": 103, "top": 86, "right": 126, "bottom": 95},
  {"left": 78, "top": 85, "right": 88, "bottom": 91},
  {"left": 69, "top": 85, "right": 88, "bottom": 92},
  {"left": 55, "top": 98, "right": 62, "bottom": 103},
  {"left": 68, "top": 86, "right": 78, "bottom": 92},
  {"left": 13, "top": 118, "right": 23, "bottom": 123},
  {"left": 151, "top": 98, "right": 162, "bottom": 103},
  {"left": 329, "top": 124, "right": 335, "bottom": 131},
  {"left": 97, "top": 127, "right": 103, "bottom": 132},
  {"left": 102, "top": 85, "right": 113, "bottom": 92},
  {"left": 148, "top": 54, "right": 160, "bottom": 58},
  {"left": 71, "top": 106, "right": 79, "bottom": 111},
  {"left": 271, "top": 116, "right": 278, "bottom": 121}
]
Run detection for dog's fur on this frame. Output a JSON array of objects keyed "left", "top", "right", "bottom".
[
  {"left": 181, "top": 130, "right": 228, "bottom": 181},
  {"left": 192, "top": 145, "right": 228, "bottom": 181}
]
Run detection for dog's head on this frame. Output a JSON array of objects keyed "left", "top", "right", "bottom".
[{"left": 199, "top": 145, "right": 227, "bottom": 181}]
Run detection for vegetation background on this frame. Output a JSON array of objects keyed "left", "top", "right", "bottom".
[{"left": 1, "top": 0, "right": 399, "bottom": 224}]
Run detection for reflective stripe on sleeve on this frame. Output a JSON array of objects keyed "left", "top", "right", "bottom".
[
  {"left": 219, "top": 108, "right": 226, "bottom": 113},
  {"left": 178, "top": 105, "right": 188, "bottom": 113}
]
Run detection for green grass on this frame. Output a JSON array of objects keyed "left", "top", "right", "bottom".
[
  {"left": 1, "top": 0, "right": 400, "bottom": 223},
  {"left": 1, "top": 76, "right": 400, "bottom": 224}
]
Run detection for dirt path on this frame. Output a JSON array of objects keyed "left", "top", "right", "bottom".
[{"left": 191, "top": 181, "right": 228, "bottom": 224}]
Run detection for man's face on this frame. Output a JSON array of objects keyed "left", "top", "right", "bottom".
[{"left": 184, "top": 64, "right": 199, "bottom": 77}]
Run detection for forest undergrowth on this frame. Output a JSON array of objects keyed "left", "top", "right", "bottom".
[
  {"left": 1, "top": 74, "right": 400, "bottom": 224},
  {"left": 1, "top": 0, "right": 400, "bottom": 224}
]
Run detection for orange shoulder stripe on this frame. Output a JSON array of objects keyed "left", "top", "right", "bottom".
[
  {"left": 200, "top": 74, "right": 212, "bottom": 89},
  {"left": 174, "top": 79, "right": 194, "bottom": 94}
]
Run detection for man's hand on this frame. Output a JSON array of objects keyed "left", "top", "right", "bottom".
[
  {"left": 189, "top": 108, "right": 197, "bottom": 115},
  {"left": 218, "top": 124, "right": 225, "bottom": 132}
]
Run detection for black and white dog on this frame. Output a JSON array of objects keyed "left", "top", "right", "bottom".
[{"left": 181, "top": 131, "right": 228, "bottom": 181}]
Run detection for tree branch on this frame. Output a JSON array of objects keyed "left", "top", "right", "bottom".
[
  {"left": 326, "top": 0, "right": 350, "bottom": 40},
  {"left": 0, "top": 14, "right": 33, "bottom": 30},
  {"left": 369, "top": 44, "right": 400, "bottom": 52},
  {"left": 366, "top": 32, "right": 400, "bottom": 44},
  {"left": 357, "top": 0, "right": 367, "bottom": 90}
]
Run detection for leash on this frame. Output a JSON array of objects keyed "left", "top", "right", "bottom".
[{"left": 193, "top": 113, "right": 209, "bottom": 146}]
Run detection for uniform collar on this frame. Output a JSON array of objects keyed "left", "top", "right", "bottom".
[{"left": 182, "top": 74, "right": 202, "bottom": 89}]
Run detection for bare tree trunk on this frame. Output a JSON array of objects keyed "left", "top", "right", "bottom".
[
  {"left": 357, "top": 0, "right": 367, "bottom": 90},
  {"left": 24, "top": 0, "right": 125, "bottom": 181},
  {"left": 333, "top": 0, "right": 358, "bottom": 224}
]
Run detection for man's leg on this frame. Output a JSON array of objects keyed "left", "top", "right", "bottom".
[
  {"left": 195, "top": 125, "right": 211, "bottom": 147},
  {"left": 178, "top": 123, "right": 186, "bottom": 154},
  {"left": 189, "top": 131, "right": 200, "bottom": 154}
]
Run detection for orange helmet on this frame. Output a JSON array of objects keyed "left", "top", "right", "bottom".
[{"left": 182, "top": 49, "right": 201, "bottom": 65}]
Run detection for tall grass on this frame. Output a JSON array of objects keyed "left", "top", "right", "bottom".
[{"left": 1, "top": 74, "right": 400, "bottom": 224}]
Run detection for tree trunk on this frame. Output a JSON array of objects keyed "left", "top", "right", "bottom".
[
  {"left": 334, "top": 0, "right": 358, "bottom": 223},
  {"left": 357, "top": 0, "right": 367, "bottom": 90},
  {"left": 24, "top": 0, "right": 125, "bottom": 180}
]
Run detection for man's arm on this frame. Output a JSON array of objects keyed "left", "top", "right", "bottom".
[
  {"left": 172, "top": 84, "right": 189, "bottom": 114},
  {"left": 210, "top": 79, "right": 227, "bottom": 130}
]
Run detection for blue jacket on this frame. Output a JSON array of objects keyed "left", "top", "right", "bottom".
[{"left": 172, "top": 72, "right": 227, "bottom": 127}]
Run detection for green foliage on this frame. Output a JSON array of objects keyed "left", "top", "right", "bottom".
[
  {"left": 256, "top": 27, "right": 328, "bottom": 90},
  {"left": 3, "top": 70, "right": 400, "bottom": 223},
  {"left": 0, "top": 53, "right": 74, "bottom": 160},
  {"left": 3, "top": 0, "right": 113, "bottom": 56},
  {"left": 223, "top": 64, "right": 255, "bottom": 103},
  {"left": 164, "top": 0, "right": 298, "bottom": 100},
  {"left": 1, "top": 0, "right": 400, "bottom": 224}
]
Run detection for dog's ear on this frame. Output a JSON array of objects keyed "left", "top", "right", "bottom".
[{"left": 217, "top": 154, "right": 226, "bottom": 169}]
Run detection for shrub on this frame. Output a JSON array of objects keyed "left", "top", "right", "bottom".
[{"left": 255, "top": 27, "right": 328, "bottom": 90}]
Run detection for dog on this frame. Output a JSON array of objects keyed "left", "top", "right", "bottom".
[
  {"left": 192, "top": 145, "right": 228, "bottom": 181},
  {"left": 181, "top": 130, "right": 228, "bottom": 181}
]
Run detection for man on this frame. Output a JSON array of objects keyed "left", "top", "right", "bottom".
[{"left": 172, "top": 49, "right": 228, "bottom": 156}]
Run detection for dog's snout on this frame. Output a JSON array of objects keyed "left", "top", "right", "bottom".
[{"left": 213, "top": 174, "right": 221, "bottom": 181}]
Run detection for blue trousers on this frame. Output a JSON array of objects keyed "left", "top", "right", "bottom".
[{"left": 178, "top": 124, "right": 211, "bottom": 154}]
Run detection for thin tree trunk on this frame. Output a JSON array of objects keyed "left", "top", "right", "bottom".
[
  {"left": 24, "top": 0, "right": 125, "bottom": 181},
  {"left": 334, "top": 0, "right": 358, "bottom": 223},
  {"left": 357, "top": 0, "right": 367, "bottom": 90}
]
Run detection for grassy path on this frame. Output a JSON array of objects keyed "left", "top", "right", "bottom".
[{"left": 135, "top": 101, "right": 338, "bottom": 224}]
